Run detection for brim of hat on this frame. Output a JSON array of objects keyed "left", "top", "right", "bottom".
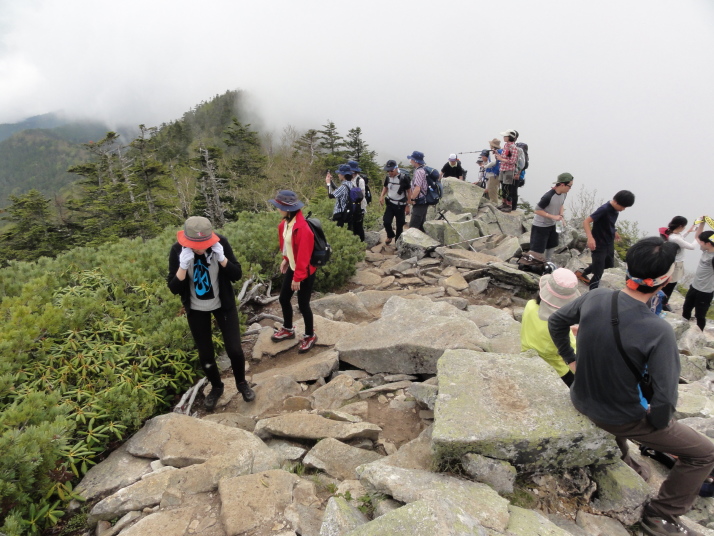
[
  {"left": 499, "top": 131, "right": 511, "bottom": 136},
  {"left": 407, "top": 155, "right": 425, "bottom": 164},
  {"left": 177, "top": 230, "right": 220, "bottom": 249},
  {"left": 537, "top": 301, "right": 559, "bottom": 322},
  {"left": 383, "top": 166, "right": 397, "bottom": 171},
  {"left": 268, "top": 199, "right": 304, "bottom": 211}
]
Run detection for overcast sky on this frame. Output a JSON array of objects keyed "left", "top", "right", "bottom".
[{"left": 1, "top": 0, "right": 713, "bottom": 269}]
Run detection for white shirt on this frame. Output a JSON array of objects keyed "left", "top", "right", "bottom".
[{"left": 668, "top": 231, "right": 696, "bottom": 262}]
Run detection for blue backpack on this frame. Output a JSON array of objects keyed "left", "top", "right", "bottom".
[{"left": 415, "top": 166, "right": 442, "bottom": 206}]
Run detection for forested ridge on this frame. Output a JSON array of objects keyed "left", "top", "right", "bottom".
[{"left": 0, "top": 89, "right": 383, "bottom": 535}]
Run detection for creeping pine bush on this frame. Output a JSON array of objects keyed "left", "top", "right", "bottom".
[{"left": 0, "top": 204, "right": 364, "bottom": 534}]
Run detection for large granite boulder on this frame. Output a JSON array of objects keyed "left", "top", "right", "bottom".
[
  {"left": 396, "top": 228, "right": 441, "bottom": 260},
  {"left": 335, "top": 296, "right": 490, "bottom": 374},
  {"left": 435, "top": 247, "right": 502, "bottom": 270},
  {"left": 439, "top": 177, "right": 485, "bottom": 217},
  {"left": 486, "top": 262, "right": 540, "bottom": 291},
  {"left": 432, "top": 350, "right": 619, "bottom": 471}
]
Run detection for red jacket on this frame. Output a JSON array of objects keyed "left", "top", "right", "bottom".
[{"left": 278, "top": 210, "right": 316, "bottom": 282}]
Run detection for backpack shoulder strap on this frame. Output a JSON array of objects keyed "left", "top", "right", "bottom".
[{"left": 611, "top": 291, "right": 644, "bottom": 380}]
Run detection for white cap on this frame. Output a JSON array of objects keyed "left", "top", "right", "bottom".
[{"left": 448, "top": 153, "right": 457, "bottom": 161}]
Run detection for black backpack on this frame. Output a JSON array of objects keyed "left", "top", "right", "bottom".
[
  {"left": 516, "top": 142, "right": 529, "bottom": 187},
  {"left": 415, "top": 166, "right": 442, "bottom": 206},
  {"left": 517, "top": 254, "right": 555, "bottom": 275},
  {"left": 305, "top": 212, "right": 331, "bottom": 266},
  {"left": 359, "top": 174, "right": 373, "bottom": 204}
]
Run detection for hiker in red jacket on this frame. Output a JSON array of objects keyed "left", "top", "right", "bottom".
[{"left": 269, "top": 190, "right": 318, "bottom": 353}]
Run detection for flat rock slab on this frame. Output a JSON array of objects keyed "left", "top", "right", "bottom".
[
  {"left": 466, "top": 305, "right": 522, "bottom": 354},
  {"left": 336, "top": 296, "right": 490, "bottom": 374},
  {"left": 303, "top": 438, "right": 383, "bottom": 480},
  {"left": 350, "top": 271, "right": 382, "bottom": 286},
  {"left": 312, "top": 374, "right": 363, "bottom": 410},
  {"left": 254, "top": 414, "right": 382, "bottom": 442},
  {"left": 436, "top": 248, "right": 502, "bottom": 270},
  {"left": 219, "top": 469, "right": 300, "bottom": 536},
  {"left": 432, "top": 350, "right": 619, "bottom": 471},
  {"left": 76, "top": 442, "right": 152, "bottom": 501},
  {"left": 311, "top": 293, "right": 375, "bottom": 323},
  {"left": 252, "top": 326, "right": 299, "bottom": 360},
  {"left": 505, "top": 505, "right": 572, "bottom": 535},
  {"left": 356, "top": 464, "right": 509, "bottom": 532},
  {"left": 229, "top": 374, "right": 303, "bottom": 418},
  {"left": 486, "top": 262, "right": 540, "bottom": 291},
  {"left": 356, "top": 289, "right": 411, "bottom": 315},
  {"left": 320, "top": 496, "right": 369, "bottom": 536},
  {"left": 253, "top": 350, "right": 339, "bottom": 384},
  {"left": 202, "top": 412, "right": 256, "bottom": 432},
  {"left": 125, "top": 413, "right": 279, "bottom": 469}
]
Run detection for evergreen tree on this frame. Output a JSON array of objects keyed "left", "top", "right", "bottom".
[
  {"left": 0, "top": 190, "right": 68, "bottom": 264},
  {"left": 189, "top": 145, "right": 228, "bottom": 227},
  {"left": 293, "top": 129, "right": 320, "bottom": 165},
  {"left": 317, "top": 120, "right": 348, "bottom": 170},
  {"left": 223, "top": 119, "right": 268, "bottom": 213}
]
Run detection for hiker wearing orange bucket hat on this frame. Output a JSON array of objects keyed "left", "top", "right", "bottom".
[{"left": 167, "top": 216, "right": 255, "bottom": 410}]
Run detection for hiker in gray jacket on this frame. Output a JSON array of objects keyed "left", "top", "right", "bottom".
[{"left": 549, "top": 237, "right": 714, "bottom": 536}]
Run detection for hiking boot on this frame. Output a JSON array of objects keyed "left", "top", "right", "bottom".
[
  {"left": 385, "top": 237, "right": 393, "bottom": 245},
  {"left": 237, "top": 381, "right": 255, "bottom": 402},
  {"left": 574, "top": 270, "right": 591, "bottom": 284},
  {"left": 641, "top": 512, "right": 703, "bottom": 535},
  {"left": 271, "top": 327, "right": 295, "bottom": 342},
  {"left": 298, "top": 333, "right": 318, "bottom": 353},
  {"left": 204, "top": 384, "right": 224, "bottom": 411},
  {"left": 663, "top": 303, "right": 673, "bottom": 312},
  {"left": 500, "top": 206, "right": 512, "bottom": 213}
]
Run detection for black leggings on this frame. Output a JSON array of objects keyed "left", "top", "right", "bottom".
[
  {"left": 279, "top": 268, "right": 316, "bottom": 336},
  {"left": 661, "top": 281, "right": 677, "bottom": 305},
  {"left": 186, "top": 306, "right": 245, "bottom": 388},
  {"left": 682, "top": 286, "right": 713, "bottom": 331},
  {"left": 383, "top": 201, "right": 406, "bottom": 239}
]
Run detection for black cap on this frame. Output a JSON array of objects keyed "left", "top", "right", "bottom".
[
  {"left": 383, "top": 159, "right": 398, "bottom": 171},
  {"left": 480, "top": 150, "right": 489, "bottom": 157}
]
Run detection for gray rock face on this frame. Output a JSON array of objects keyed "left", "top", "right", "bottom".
[
  {"left": 374, "top": 425, "right": 434, "bottom": 471},
  {"left": 575, "top": 510, "right": 631, "bottom": 536},
  {"left": 439, "top": 177, "right": 484, "bottom": 217},
  {"left": 461, "top": 453, "right": 517, "bottom": 494},
  {"left": 254, "top": 414, "right": 382, "bottom": 442},
  {"left": 312, "top": 374, "right": 363, "bottom": 409},
  {"left": 469, "top": 277, "right": 490, "bottom": 295},
  {"left": 466, "top": 305, "right": 522, "bottom": 354},
  {"left": 311, "top": 293, "right": 375, "bottom": 323},
  {"left": 303, "top": 438, "right": 383, "bottom": 480},
  {"left": 219, "top": 469, "right": 300, "bottom": 536},
  {"left": 432, "top": 350, "right": 619, "bottom": 471},
  {"left": 436, "top": 248, "right": 502, "bottom": 270},
  {"left": 396, "top": 228, "right": 441, "bottom": 260},
  {"left": 408, "top": 383, "right": 438, "bottom": 410},
  {"left": 486, "top": 262, "right": 540, "bottom": 291},
  {"left": 336, "top": 296, "right": 489, "bottom": 374},
  {"left": 505, "top": 506, "right": 572, "bottom": 535},
  {"left": 76, "top": 443, "right": 152, "bottom": 501},
  {"left": 484, "top": 236, "right": 522, "bottom": 262},
  {"left": 591, "top": 459, "right": 653, "bottom": 525},
  {"left": 356, "top": 464, "right": 510, "bottom": 532},
  {"left": 125, "top": 413, "right": 279, "bottom": 469},
  {"left": 253, "top": 350, "right": 339, "bottom": 384},
  {"left": 320, "top": 496, "right": 369, "bottom": 536},
  {"left": 202, "top": 412, "right": 256, "bottom": 432}
]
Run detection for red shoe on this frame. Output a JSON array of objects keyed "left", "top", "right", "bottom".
[
  {"left": 271, "top": 327, "right": 295, "bottom": 342},
  {"left": 298, "top": 333, "right": 317, "bottom": 353}
]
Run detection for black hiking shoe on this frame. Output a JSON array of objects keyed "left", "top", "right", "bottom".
[
  {"left": 641, "top": 512, "right": 703, "bottom": 535},
  {"left": 204, "top": 384, "right": 224, "bottom": 411},
  {"left": 237, "top": 381, "right": 255, "bottom": 402}
]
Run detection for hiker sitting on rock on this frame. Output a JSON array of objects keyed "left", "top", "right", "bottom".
[
  {"left": 528, "top": 173, "right": 573, "bottom": 262},
  {"left": 167, "top": 216, "right": 255, "bottom": 411},
  {"left": 268, "top": 191, "right": 318, "bottom": 353},
  {"left": 520, "top": 268, "right": 579, "bottom": 386},
  {"left": 549, "top": 236, "right": 714, "bottom": 536},
  {"left": 379, "top": 159, "right": 410, "bottom": 244}
]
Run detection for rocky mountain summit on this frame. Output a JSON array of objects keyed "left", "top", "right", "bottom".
[{"left": 74, "top": 179, "right": 714, "bottom": 536}]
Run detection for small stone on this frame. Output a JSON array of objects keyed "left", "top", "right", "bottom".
[{"left": 377, "top": 395, "right": 388, "bottom": 404}]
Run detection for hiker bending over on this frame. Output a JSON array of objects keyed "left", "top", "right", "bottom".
[
  {"left": 528, "top": 173, "right": 573, "bottom": 262},
  {"left": 379, "top": 159, "right": 410, "bottom": 244},
  {"left": 682, "top": 219, "right": 714, "bottom": 332},
  {"left": 269, "top": 190, "right": 318, "bottom": 353},
  {"left": 167, "top": 216, "right": 255, "bottom": 410},
  {"left": 406, "top": 150, "right": 429, "bottom": 232},
  {"left": 575, "top": 190, "right": 635, "bottom": 290},
  {"left": 520, "top": 268, "right": 579, "bottom": 386},
  {"left": 550, "top": 237, "right": 714, "bottom": 536},
  {"left": 440, "top": 153, "right": 464, "bottom": 180},
  {"left": 659, "top": 216, "right": 698, "bottom": 311}
]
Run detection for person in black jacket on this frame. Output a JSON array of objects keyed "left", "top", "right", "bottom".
[{"left": 167, "top": 216, "right": 255, "bottom": 410}]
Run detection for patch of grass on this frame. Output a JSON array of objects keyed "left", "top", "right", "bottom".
[
  {"left": 286, "top": 462, "right": 306, "bottom": 476},
  {"left": 58, "top": 511, "right": 88, "bottom": 536},
  {"left": 502, "top": 485, "right": 538, "bottom": 509}
]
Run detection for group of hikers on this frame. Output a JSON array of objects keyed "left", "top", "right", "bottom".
[{"left": 165, "top": 126, "right": 714, "bottom": 535}]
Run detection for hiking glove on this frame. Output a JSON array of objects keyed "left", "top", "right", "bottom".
[
  {"left": 179, "top": 247, "right": 194, "bottom": 270},
  {"left": 211, "top": 242, "right": 225, "bottom": 263}
]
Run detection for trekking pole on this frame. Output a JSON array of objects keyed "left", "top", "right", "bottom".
[
  {"left": 435, "top": 209, "right": 483, "bottom": 253},
  {"left": 424, "top": 234, "right": 493, "bottom": 255},
  {"left": 457, "top": 150, "right": 483, "bottom": 154}
]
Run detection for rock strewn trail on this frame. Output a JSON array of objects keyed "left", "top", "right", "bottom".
[{"left": 76, "top": 181, "right": 714, "bottom": 536}]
